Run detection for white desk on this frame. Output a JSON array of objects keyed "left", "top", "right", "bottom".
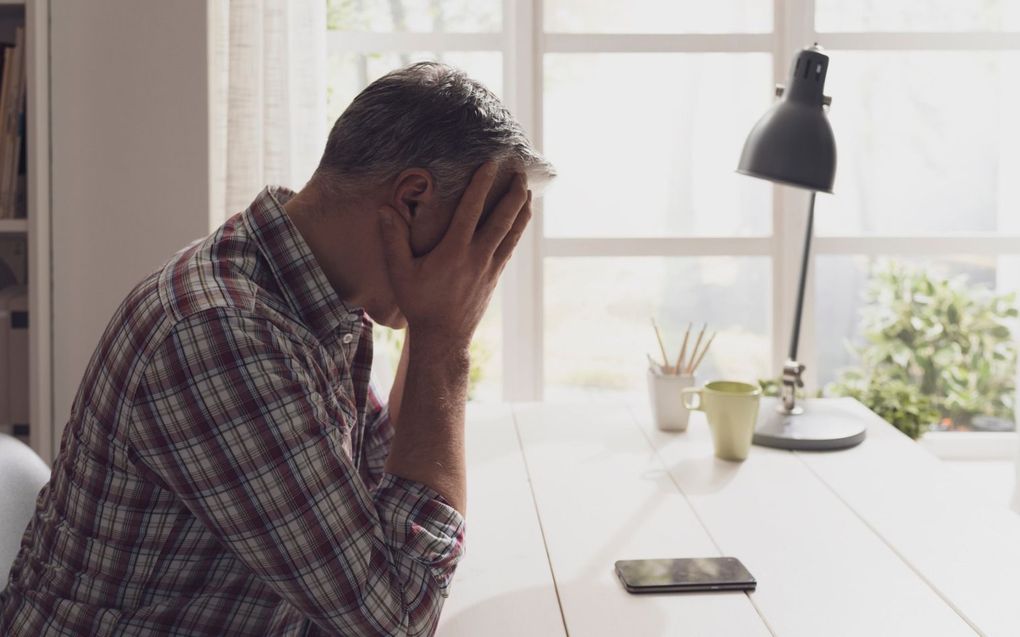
[{"left": 437, "top": 400, "right": 1020, "bottom": 637}]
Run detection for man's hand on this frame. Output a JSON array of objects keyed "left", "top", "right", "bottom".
[
  {"left": 377, "top": 162, "right": 532, "bottom": 515},
  {"left": 379, "top": 162, "right": 532, "bottom": 348}
]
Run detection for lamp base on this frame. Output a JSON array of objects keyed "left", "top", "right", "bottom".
[{"left": 753, "top": 397, "right": 867, "bottom": 451}]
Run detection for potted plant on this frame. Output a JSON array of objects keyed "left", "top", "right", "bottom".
[{"left": 825, "top": 260, "right": 1018, "bottom": 439}]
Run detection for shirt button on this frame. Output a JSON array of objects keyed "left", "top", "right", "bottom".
[
  {"left": 342, "top": 333, "right": 354, "bottom": 345},
  {"left": 346, "top": 313, "right": 360, "bottom": 322}
]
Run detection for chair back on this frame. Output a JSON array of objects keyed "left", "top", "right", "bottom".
[{"left": 0, "top": 434, "right": 49, "bottom": 587}]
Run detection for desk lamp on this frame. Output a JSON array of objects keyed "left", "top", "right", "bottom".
[{"left": 737, "top": 44, "right": 866, "bottom": 450}]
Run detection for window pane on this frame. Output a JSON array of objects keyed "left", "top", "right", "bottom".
[
  {"left": 544, "top": 257, "right": 772, "bottom": 400},
  {"left": 544, "top": 54, "right": 773, "bottom": 238},
  {"left": 816, "top": 0, "right": 1020, "bottom": 32},
  {"left": 327, "top": 51, "right": 503, "bottom": 122},
  {"left": 816, "top": 255, "right": 1020, "bottom": 433},
  {"left": 816, "top": 51, "right": 1020, "bottom": 236},
  {"left": 327, "top": 0, "right": 501, "bottom": 32},
  {"left": 545, "top": 0, "right": 771, "bottom": 33}
]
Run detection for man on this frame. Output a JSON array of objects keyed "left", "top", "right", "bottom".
[{"left": 0, "top": 62, "right": 555, "bottom": 636}]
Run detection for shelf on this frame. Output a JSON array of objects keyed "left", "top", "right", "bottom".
[{"left": 0, "top": 218, "right": 27, "bottom": 232}]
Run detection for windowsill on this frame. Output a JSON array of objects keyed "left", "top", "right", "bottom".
[{"left": 920, "top": 431, "right": 1018, "bottom": 461}]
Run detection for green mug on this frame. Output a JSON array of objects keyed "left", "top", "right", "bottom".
[{"left": 681, "top": 381, "right": 762, "bottom": 461}]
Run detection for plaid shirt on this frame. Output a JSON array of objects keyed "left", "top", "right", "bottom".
[{"left": 1, "top": 187, "right": 465, "bottom": 636}]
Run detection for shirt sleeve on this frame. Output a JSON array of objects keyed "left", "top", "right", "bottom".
[
  {"left": 360, "top": 383, "right": 395, "bottom": 492},
  {"left": 128, "top": 307, "right": 464, "bottom": 636}
]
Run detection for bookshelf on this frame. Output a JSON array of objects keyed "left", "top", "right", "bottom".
[{"left": 0, "top": 0, "right": 50, "bottom": 464}]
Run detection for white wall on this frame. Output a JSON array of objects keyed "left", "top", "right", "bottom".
[{"left": 50, "top": 1, "right": 211, "bottom": 440}]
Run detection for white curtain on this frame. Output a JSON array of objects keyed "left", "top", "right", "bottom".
[{"left": 210, "top": 0, "right": 327, "bottom": 223}]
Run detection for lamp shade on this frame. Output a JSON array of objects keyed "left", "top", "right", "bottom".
[{"left": 737, "top": 45, "right": 836, "bottom": 193}]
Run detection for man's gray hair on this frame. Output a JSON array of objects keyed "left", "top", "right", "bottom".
[{"left": 315, "top": 61, "right": 555, "bottom": 200}]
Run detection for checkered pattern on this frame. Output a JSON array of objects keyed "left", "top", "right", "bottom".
[{"left": 0, "top": 187, "right": 465, "bottom": 636}]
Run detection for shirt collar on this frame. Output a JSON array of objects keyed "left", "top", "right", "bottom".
[{"left": 243, "top": 186, "right": 363, "bottom": 340}]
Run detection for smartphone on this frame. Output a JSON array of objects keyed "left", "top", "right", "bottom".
[{"left": 614, "top": 557, "right": 756, "bottom": 594}]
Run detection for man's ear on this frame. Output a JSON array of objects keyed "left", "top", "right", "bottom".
[{"left": 391, "top": 168, "right": 436, "bottom": 225}]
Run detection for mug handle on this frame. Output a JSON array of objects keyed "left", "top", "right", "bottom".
[{"left": 681, "top": 387, "right": 703, "bottom": 411}]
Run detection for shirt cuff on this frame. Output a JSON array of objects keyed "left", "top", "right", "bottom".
[{"left": 373, "top": 472, "right": 466, "bottom": 596}]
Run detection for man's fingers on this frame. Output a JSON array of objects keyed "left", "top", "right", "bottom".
[
  {"left": 477, "top": 173, "right": 529, "bottom": 255},
  {"left": 444, "top": 161, "right": 500, "bottom": 246},
  {"left": 492, "top": 190, "right": 532, "bottom": 267},
  {"left": 378, "top": 205, "right": 413, "bottom": 280}
]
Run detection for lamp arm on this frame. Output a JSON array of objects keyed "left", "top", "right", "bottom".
[
  {"left": 789, "top": 191, "right": 816, "bottom": 361},
  {"left": 778, "top": 192, "right": 815, "bottom": 414}
]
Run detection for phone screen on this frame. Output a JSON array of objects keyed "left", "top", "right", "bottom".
[{"left": 615, "top": 557, "right": 756, "bottom": 593}]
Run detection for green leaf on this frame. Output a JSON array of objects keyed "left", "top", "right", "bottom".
[{"left": 829, "top": 260, "right": 1018, "bottom": 437}]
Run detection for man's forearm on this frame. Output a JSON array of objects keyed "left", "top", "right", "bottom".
[
  {"left": 377, "top": 163, "right": 531, "bottom": 517},
  {"left": 383, "top": 334, "right": 469, "bottom": 514}
]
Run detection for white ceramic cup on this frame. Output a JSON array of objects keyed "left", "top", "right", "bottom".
[{"left": 647, "top": 369, "right": 696, "bottom": 432}]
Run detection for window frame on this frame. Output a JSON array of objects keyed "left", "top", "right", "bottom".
[{"left": 326, "top": 0, "right": 1020, "bottom": 458}]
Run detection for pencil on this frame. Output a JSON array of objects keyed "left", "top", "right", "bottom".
[
  {"left": 651, "top": 318, "right": 671, "bottom": 373},
  {"left": 685, "top": 323, "right": 707, "bottom": 374},
  {"left": 674, "top": 322, "right": 692, "bottom": 373},
  {"left": 689, "top": 331, "right": 717, "bottom": 375},
  {"left": 647, "top": 353, "right": 662, "bottom": 375},
  {"left": 689, "top": 332, "right": 714, "bottom": 373}
]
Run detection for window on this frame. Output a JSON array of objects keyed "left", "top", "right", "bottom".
[
  {"left": 809, "top": 1, "right": 1020, "bottom": 454},
  {"left": 326, "top": 0, "right": 1020, "bottom": 453}
]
